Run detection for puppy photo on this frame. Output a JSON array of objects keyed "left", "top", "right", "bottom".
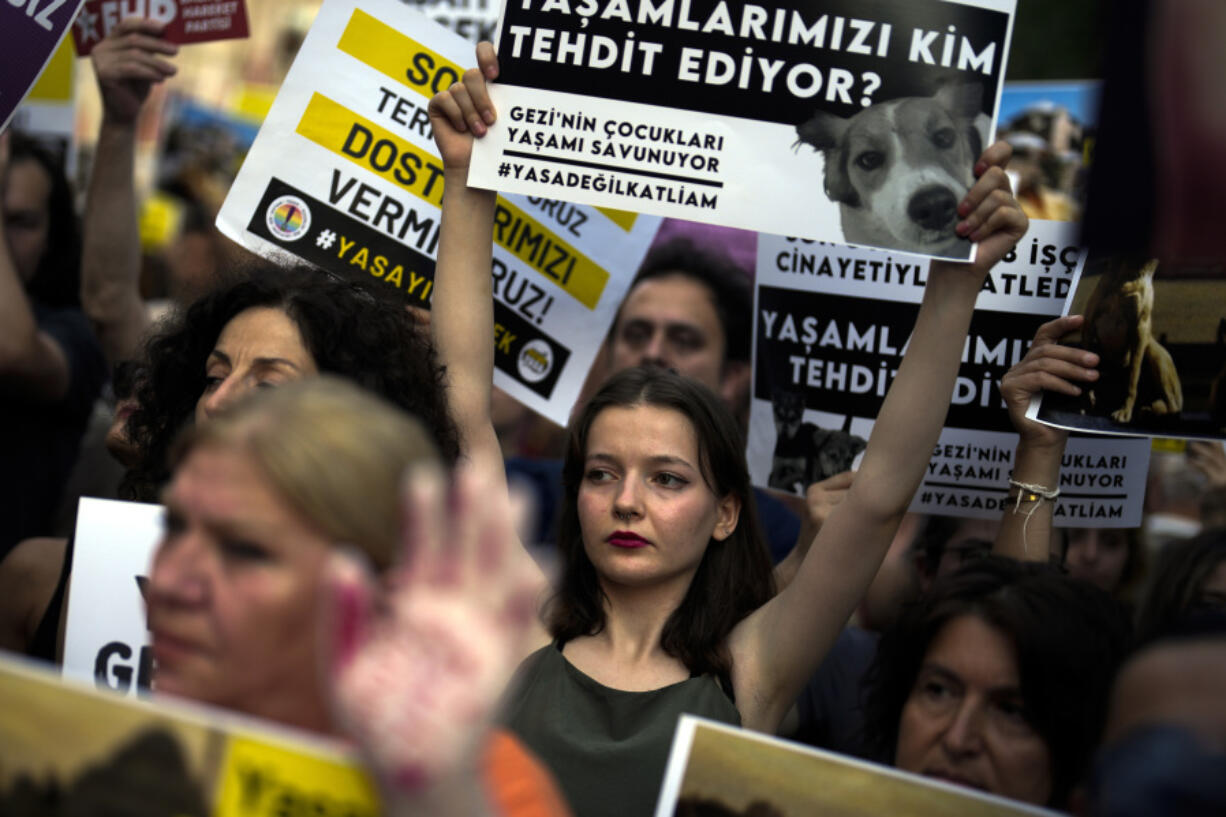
[
  {"left": 767, "top": 390, "right": 866, "bottom": 494},
  {"left": 1082, "top": 257, "right": 1183, "bottom": 423},
  {"left": 794, "top": 82, "right": 990, "bottom": 259}
]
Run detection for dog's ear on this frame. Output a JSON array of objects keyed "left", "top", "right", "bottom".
[
  {"left": 794, "top": 111, "right": 860, "bottom": 207},
  {"left": 794, "top": 110, "right": 846, "bottom": 152},
  {"left": 935, "top": 81, "right": 985, "bottom": 119}
]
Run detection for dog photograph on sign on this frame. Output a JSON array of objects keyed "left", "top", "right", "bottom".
[
  {"left": 793, "top": 79, "right": 992, "bottom": 261},
  {"left": 1035, "top": 254, "right": 1226, "bottom": 440}
]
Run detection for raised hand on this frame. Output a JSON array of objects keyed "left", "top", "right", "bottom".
[
  {"left": 953, "top": 140, "right": 1029, "bottom": 274},
  {"left": 1000, "top": 315, "right": 1099, "bottom": 449},
  {"left": 428, "top": 42, "right": 499, "bottom": 172},
  {"left": 92, "top": 17, "right": 178, "bottom": 126},
  {"left": 323, "top": 464, "right": 545, "bottom": 812}
]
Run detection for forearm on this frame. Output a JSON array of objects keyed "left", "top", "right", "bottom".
[
  {"left": 0, "top": 231, "right": 69, "bottom": 399},
  {"left": 995, "top": 435, "right": 1064, "bottom": 561},
  {"left": 432, "top": 169, "right": 498, "bottom": 462},
  {"left": 80, "top": 117, "right": 148, "bottom": 365},
  {"left": 849, "top": 262, "right": 982, "bottom": 519},
  {"left": 0, "top": 235, "right": 38, "bottom": 366}
]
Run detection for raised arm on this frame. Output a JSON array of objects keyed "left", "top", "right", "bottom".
[
  {"left": 429, "top": 47, "right": 552, "bottom": 645},
  {"left": 80, "top": 18, "right": 177, "bottom": 365},
  {"left": 428, "top": 43, "right": 504, "bottom": 481},
  {"left": 729, "top": 142, "right": 1029, "bottom": 732},
  {"left": 994, "top": 315, "right": 1099, "bottom": 561}
]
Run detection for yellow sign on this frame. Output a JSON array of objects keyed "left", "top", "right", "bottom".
[
  {"left": 493, "top": 197, "right": 609, "bottom": 309},
  {"left": 214, "top": 736, "right": 379, "bottom": 817},
  {"left": 337, "top": 9, "right": 462, "bottom": 100},
  {"left": 297, "top": 92, "right": 447, "bottom": 207},
  {"left": 596, "top": 207, "right": 639, "bottom": 231},
  {"left": 28, "top": 39, "right": 75, "bottom": 102}
]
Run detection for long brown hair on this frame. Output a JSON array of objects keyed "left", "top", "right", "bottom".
[{"left": 548, "top": 367, "right": 775, "bottom": 677}]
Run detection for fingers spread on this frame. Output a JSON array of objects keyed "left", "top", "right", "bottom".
[
  {"left": 398, "top": 464, "right": 448, "bottom": 583},
  {"left": 322, "top": 550, "right": 376, "bottom": 676}
]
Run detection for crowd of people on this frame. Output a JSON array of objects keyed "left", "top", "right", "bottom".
[{"left": 2, "top": 18, "right": 1225, "bottom": 817}]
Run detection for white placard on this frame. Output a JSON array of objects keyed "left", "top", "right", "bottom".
[
  {"left": 63, "top": 497, "right": 164, "bottom": 696},
  {"left": 748, "top": 220, "right": 1150, "bottom": 526},
  {"left": 471, "top": 0, "right": 1016, "bottom": 261}
]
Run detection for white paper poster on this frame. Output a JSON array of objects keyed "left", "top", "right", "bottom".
[
  {"left": 748, "top": 220, "right": 1151, "bottom": 526},
  {"left": 656, "top": 716, "right": 1056, "bottom": 817},
  {"left": 63, "top": 497, "right": 164, "bottom": 696},
  {"left": 216, "top": 0, "right": 661, "bottom": 426},
  {"left": 470, "top": 0, "right": 1016, "bottom": 260}
]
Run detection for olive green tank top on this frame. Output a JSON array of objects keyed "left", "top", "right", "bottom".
[{"left": 502, "top": 644, "right": 741, "bottom": 817}]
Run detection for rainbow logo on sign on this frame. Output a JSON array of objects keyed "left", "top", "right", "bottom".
[{"left": 265, "top": 195, "right": 312, "bottom": 242}]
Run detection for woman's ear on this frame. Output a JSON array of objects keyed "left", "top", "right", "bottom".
[{"left": 712, "top": 493, "right": 741, "bottom": 541}]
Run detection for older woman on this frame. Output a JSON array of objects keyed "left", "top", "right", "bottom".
[
  {"left": 148, "top": 375, "right": 564, "bottom": 816},
  {"left": 864, "top": 557, "right": 1131, "bottom": 808}
]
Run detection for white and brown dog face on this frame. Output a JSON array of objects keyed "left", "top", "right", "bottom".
[{"left": 796, "top": 83, "right": 987, "bottom": 255}]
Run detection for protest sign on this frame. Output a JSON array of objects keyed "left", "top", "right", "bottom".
[
  {"left": 656, "top": 715, "right": 1056, "bottom": 817},
  {"left": 469, "top": 0, "right": 1015, "bottom": 261},
  {"left": 0, "top": 0, "right": 83, "bottom": 133},
  {"left": 216, "top": 0, "right": 660, "bottom": 426},
  {"left": 1029, "top": 255, "right": 1226, "bottom": 443},
  {"left": 70, "top": 0, "right": 250, "bottom": 56},
  {"left": 0, "top": 653, "right": 380, "bottom": 816},
  {"left": 747, "top": 220, "right": 1151, "bottom": 526},
  {"left": 62, "top": 497, "right": 163, "bottom": 696},
  {"left": 403, "top": 0, "right": 501, "bottom": 43}
]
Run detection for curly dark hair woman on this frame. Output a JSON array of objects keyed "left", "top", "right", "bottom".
[
  {"left": 863, "top": 557, "right": 1131, "bottom": 809},
  {"left": 120, "top": 262, "right": 460, "bottom": 500}
]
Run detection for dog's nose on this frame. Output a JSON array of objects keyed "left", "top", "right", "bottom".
[{"left": 908, "top": 187, "right": 958, "bottom": 230}]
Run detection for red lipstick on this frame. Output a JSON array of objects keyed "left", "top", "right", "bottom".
[{"left": 608, "top": 530, "right": 650, "bottom": 548}]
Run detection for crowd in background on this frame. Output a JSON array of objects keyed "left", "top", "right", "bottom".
[{"left": 2, "top": 5, "right": 1226, "bottom": 817}]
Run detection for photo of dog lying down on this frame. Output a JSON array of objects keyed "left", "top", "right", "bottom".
[
  {"left": 1035, "top": 255, "right": 1226, "bottom": 441},
  {"left": 795, "top": 82, "right": 990, "bottom": 259}
]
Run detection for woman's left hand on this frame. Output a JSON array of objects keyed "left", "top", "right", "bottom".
[{"left": 323, "top": 464, "right": 545, "bottom": 809}]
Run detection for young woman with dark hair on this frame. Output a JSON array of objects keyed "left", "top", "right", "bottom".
[
  {"left": 863, "top": 557, "right": 1131, "bottom": 808},
  {"left": 546, "top": 367, "right": 775, "bottom": 678},
  {"left": 426, "top": 44, "right": 1028, "bottom": 816}
]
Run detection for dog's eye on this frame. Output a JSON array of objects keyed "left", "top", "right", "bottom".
[
  {"left": 854, "top": 151, "right": 884, "bottom": 171},
  {"left": 933, "top": 128, "right": 956, "bottom": 149}
]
